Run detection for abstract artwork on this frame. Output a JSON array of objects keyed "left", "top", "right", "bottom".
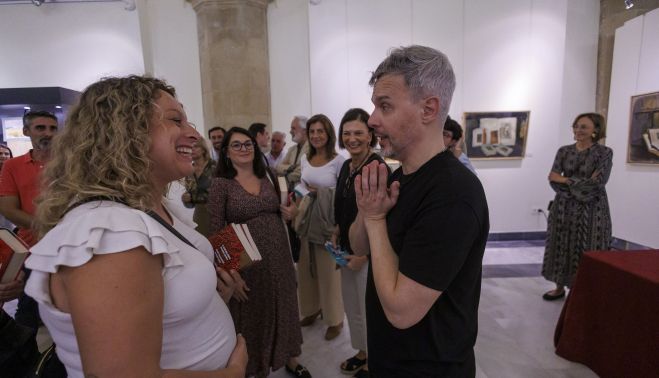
[
  {"left": 627, "top": 91, "right": 659, "bottom": 165},
  {"left": 463, "top": 111, "right": 530, "bottom": 160}
]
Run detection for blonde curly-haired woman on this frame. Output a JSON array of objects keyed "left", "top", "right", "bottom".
[{"left": 24, "top": 76, "right": 247, "bottom": 377}]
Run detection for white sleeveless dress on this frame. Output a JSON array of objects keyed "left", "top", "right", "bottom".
[{"left": 25, "top": 201, "right": 236, "bottom": 377}]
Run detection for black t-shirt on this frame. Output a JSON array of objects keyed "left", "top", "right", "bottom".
[
  {"left": 334, "top": 153, "right": 388, "bottom": 253},
  {"left": 366, "top": 150, "right": 489, "bottom": 377}
]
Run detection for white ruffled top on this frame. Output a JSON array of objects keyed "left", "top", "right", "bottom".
[{"left": 25, "top": 201, "right": 236, "bottom": 377}]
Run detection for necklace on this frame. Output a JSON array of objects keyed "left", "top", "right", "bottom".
[
  {"left": 343, "top": 152, "right": 373, "bottom": 198},
  {"left": 350, "top": 151, "right": 372, "bottom": 174}
]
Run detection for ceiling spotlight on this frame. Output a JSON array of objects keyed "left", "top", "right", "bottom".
[
  {"left": 31, "top": 0, "right": 44, "bottom": 6},
  {"left": 55, "top": 105, "right": 62, "bottom": 109},
  {"left": 625, "top": 0, "right": 634, "bottom": 9},
  {"left": 24, "top": 106, "right": 31, "bottom": 110}
]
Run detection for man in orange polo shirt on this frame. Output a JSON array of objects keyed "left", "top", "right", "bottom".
[
  {"left": 0, "top": 110, "right": 57, "bottom": 246},
  {"left": 0, "top": 110, "right": 58, "bottom": 331}
]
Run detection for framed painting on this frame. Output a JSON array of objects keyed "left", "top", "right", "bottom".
[
  {"left": 1, "top": 117, "right": 28, "bottom": 141},
  {"left": 627, "top": 91, "right": 659, "bottom": 165},
  {"left": 463, "top": 111, "right": 530, "bottom": 160}
]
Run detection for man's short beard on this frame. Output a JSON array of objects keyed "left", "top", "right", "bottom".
[
  {"left": 36, "top": 139, "right": 52, "bottom": 151},
  {"left": 380, "top": 147, "right": 397, "bottom": 159}
]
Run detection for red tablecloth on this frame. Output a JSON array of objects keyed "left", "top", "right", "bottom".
[{"left": 554, "top": 250, "right": 659, "bottom": 378}]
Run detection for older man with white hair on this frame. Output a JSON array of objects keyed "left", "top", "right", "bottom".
[
  {"left": 275, "top": 116, "right": 308, "bottom": 191},
  {"left": 266, "top": 131, "right": 287, "bottom": 168}
]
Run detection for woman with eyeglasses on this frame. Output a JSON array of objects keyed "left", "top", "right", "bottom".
[
  {"left": 542, "top": 113, "right": 613, "bottom": 300},
  {"left": 208, "top": 127, "right": 308, "bottom": 378},
  {"left": 182, "top": 138, "right": 216, "bottom": 236},
  {"left": 330, "top": 108, "right": 388, "bottom": 378},
  {"left": 284, "top": 114, "right": 346, "bottom": 342}
]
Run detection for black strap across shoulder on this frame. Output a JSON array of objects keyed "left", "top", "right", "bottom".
[
  {"left": 145, "top": 210, "right": 196, "bottom": 250},
  {"left": 66, "top": 196, "right": 196, "bottom": 250}
]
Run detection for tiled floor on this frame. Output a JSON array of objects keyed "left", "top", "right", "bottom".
[{"left": 268, "top": 241, "right": 598, "bottom": 378}]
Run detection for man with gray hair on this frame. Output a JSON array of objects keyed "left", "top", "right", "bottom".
[
  {"left": 266, "top": 131, "right": 287, "bottom": 168},
  {"left": 275, "top": 115, "right": 309, "bottom": 191},
  {"left": 350, "top": 45, "right": 489, "bottom": 377}
]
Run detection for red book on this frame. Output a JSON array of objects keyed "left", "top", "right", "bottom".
[
  {"left": 0, "top": 228, "right": 29, "bottom": 284},
  {"left": 208, "top": 223, "right": 261, "bottom": 271}
]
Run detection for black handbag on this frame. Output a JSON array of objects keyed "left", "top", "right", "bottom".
[
  {"left": 28, "top": 343, "right": 66, "bottom": 378},
  {"left": 287, "top": 223, "right": 301, "bottom": 263}
]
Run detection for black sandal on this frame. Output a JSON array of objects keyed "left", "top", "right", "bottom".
[
  {"left": 285, "top": 363, "right": 312, "bottom": 378},
  {"left": 542, "top": 289, "right": 566, "bottom": 301},
  {"left": 341, "top": 356, "right": 367, "bottom": 374}
]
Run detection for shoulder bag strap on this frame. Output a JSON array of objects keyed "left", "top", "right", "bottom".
[{"left": 145, "top": 210, "right": 196, "bottom": 250}]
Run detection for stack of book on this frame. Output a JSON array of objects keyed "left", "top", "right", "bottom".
[{"left": 208, "top": 223, "right": 262, "bottom": 271}]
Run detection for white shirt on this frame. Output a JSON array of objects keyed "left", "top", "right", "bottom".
[
  {"left": 266, "top": 149, "right": 287, "bottom": 169},
  {"left": 300, "top": 153, "right": 346, "bottom": 189},
  {"left": 25, "top": 201, "right": 236, "bottom": 377}
]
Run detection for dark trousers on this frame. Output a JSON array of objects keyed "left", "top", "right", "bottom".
[
  {"left": 0, "top": 309, "right": 40, "bottom": 376},
  {"left": 15, "top": 293, "right": 41, "bottom": 331}
]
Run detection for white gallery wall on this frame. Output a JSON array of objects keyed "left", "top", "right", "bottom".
[
  {"left": 0, "top": 2, "right": 144, "bottom": 92},
  {"left": 606, "top": 8, "right": 659, "bottom": 248},
  {"left": 136, "top": 0, "right": 203, "bottom": 129},
  {"left": 268, "top": 0, "right": 600, "bottom": 234},
  {"left": 0, "top": 0, "right": 203, "bottom": 130},
  {"left": 267, "top": 0, "right": 313, "bottom": 131}
]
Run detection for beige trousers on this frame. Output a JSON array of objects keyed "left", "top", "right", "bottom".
[
  {"left": 297, "top": 238, "right": 344, "bottom": 326},
  {"left": 341, "top": 261, "right": 368, "bottom": 352}
]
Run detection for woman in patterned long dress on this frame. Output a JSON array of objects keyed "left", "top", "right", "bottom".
[
  {"left": 542, "top": 113, "right": 613, "bottom": 300},
  {"left": 208, "top": 127, "right": 309, "bottom": 378}
]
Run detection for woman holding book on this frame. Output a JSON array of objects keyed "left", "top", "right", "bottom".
[
  {"left": 183, "top": 138, "right": 216, "bottom": 236},
  {"left": 208, "top": 127, "right": 308, "bottom": 378},
  {"left": 286, "top": 114, "right": 346, "bottom": 342},
  {"left": 23, "top": 76, "right": 247, "bottom": 377},
  {"left": 331, "top": 108, "right": 388, "bottom": 377},
  {"left": 542, "top": 112, "right": 613, "bottom": 300}
]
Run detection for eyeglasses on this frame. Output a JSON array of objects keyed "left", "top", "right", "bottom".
[{"left": 229, "top": 141, "right": 255, "bottom": 151}]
